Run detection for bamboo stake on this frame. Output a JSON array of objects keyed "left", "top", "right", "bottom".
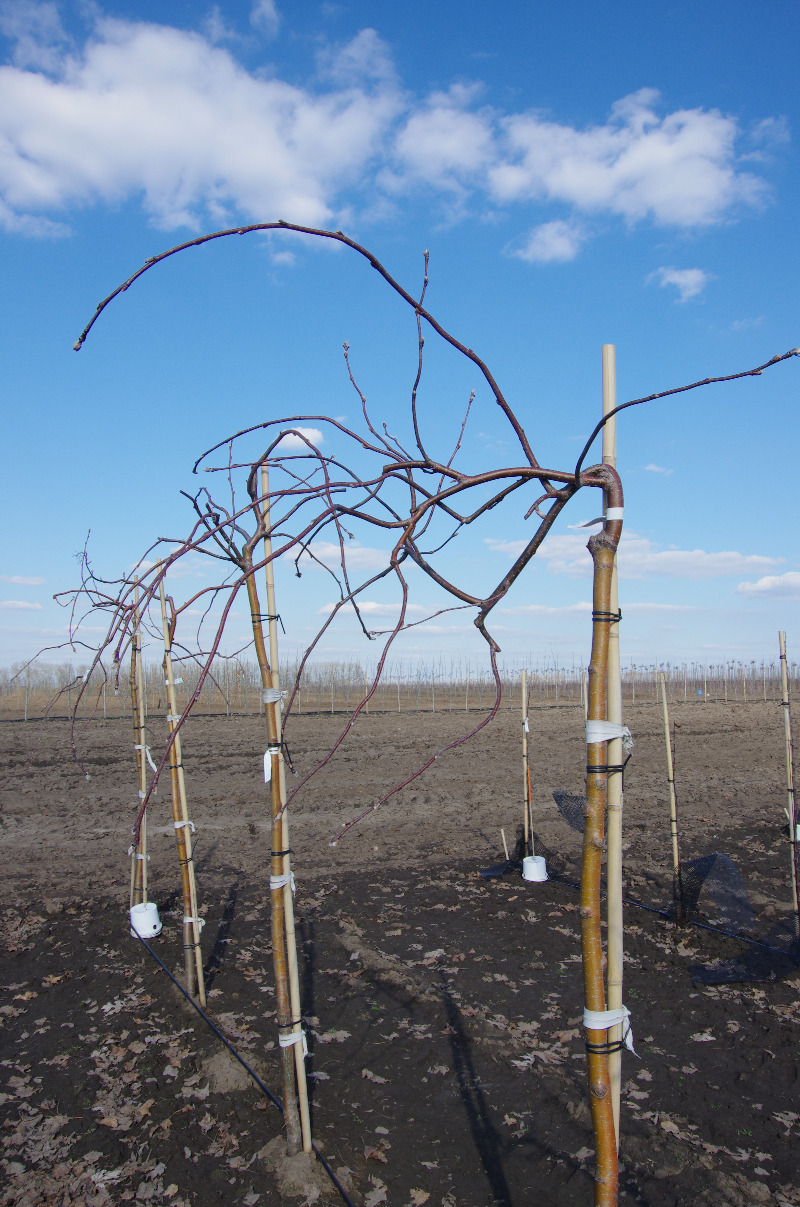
[
  {"left": 245, "top": 562, "right": 303, "bottom": 1155},
  {"left": 159, "top": 573, "right": 206, "bottom": 1005},
  {"left": 261, "top": 464, "right": 312, "bottom": 1154},
  {"left": 521, "top": 670, "right": 533, "bottom": 857},
  {"left": 582, "top": 475, "right": 623, "bottom": 1206},
  {"left": 660, "top": 672, "right": 685, "bottom": 924},
  {"left": 602, "top": 345, "right": 624, "bottom": 1146},
  {"left": 130, "top": 580, "right": 148, "bottom": 908},
  {"left": 779, "top": 632, "right": 799, "bottom": 934}
]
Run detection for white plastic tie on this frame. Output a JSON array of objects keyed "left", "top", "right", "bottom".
[
  {"left": 270, "top": 872, "right": 296, "bottom": 893},
  {"left": 138, "top": 790, "right": 147, "bottom": 800},
  {"left": 183, "top": 916, "right": 205, "bottom": 930},
  {"left": 264, "top": 745, "right": 281, "bottom": 782},
  {"left": 605, "top": 507, "right": 624, "bottom": 521},
  {"left": 262, "top": 688, "right": 287, "bottom": 705},
  {"left": 583, "top": 1005, "right": 636, "bottom": 1055},
  {"left": 167, "top": 714, "right": 181, "bottom": 723},
  {"left": 174, "top": 820, "right": 196, "bottom": 833},
  {"left": 127, "top": 847, "right": 150, "bottom": 861},
  {"left": 586, "top": 721, "right": 633, "bottom": 752},
  {"left": 135, "top": 744, "right": 158, "bottom": 772},
  {"left": 524, "top": 717, "right": 529, "bottom": 733},
  {"left": 278, "top": 1028, "right": 308, "bottom": 1055}
]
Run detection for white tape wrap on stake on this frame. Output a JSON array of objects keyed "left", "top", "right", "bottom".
[
  {"left": 135, "top": 744, "right": 158, "bottom": 772},
  {"left": 183, "top": 916, "right": 205, "bottom": 930},
  {"left": 264, "top": 745, "right": 281, "bottom": 782},
  {"left": 586, "top": 721, "right": 633, "bottom": 752},
  {"left": 270, "top": 872, "right": 296, "bottom": 893},
  {"left": 583, "top": 1005, "right": 636, "bottom": 1055},
  {"left": 279, "top": 1029, "right": 308, "bottom": 1055},
  {"left": 605, "top": 507, "right": 624, "bottom": 521},
  {"left": 262, "top": 688, "right": 287, "bottom": 705},
  {"left": 174, "top": 820, "right": 196, "bottom": 833}
]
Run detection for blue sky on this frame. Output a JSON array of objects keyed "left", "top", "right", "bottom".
[{"left": 1, "top": 0, "right": 798, "bottom": 674}]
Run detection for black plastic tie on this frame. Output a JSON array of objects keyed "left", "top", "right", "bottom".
[
  {"left": 251, "top": 612, "right": 285, "bottom": 633},
  {"left": 585, "top": 1035, "right": 629, "bottom": 1055}
]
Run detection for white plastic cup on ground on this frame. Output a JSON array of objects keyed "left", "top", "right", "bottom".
[
  {"left": 130, "top": 901, "right": 162, "bottom": 938},
  {"left": 522, "top": 855, "right": 548, "bottom": 883}
]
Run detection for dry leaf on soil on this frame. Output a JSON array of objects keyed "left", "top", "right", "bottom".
[
  {"left": 362, "top": 1068, "right": 388, "bottom": 1084},
  {"left": 364, "top": 1177, "right": 387, "bottom": 1207}
]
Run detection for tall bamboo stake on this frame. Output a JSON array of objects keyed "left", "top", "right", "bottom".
[
  {"left": 130, "top": 580, "right": 148, "bottom": 908},
  {"left": 582, "top": 471, "right": 623, "bottom": 1207},
  {"left": 778, "top": 632, "right": 799, "bottom": 934},
  {"left": 659, "top": 672, "right": 685, "bottom": 923},
  {"left": 245, "top": 561, "right": 302, "bottom": 1156},
  {"left": 602, "top": 345, "right": 624, "bottom": 1145},
  {"left": 261, "top": 463, "right": 312, "bottom": 1153},
  {"left": 521, "top": 670, "right": 533, "bottom": 857},
  {"left": 159, "top": 573, "right": 206, "bottom": 1005}
]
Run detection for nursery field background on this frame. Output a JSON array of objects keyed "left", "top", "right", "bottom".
[
  {"left": 1, "top": 658, "right": 796, "bottom": 721},
  {"left": 1, "top": 694, "right": 799, "bottom": 1206}
]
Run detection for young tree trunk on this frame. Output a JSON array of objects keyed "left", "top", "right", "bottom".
[{"left": 582, "top": 469, "right": 623, "bottom": 1206}]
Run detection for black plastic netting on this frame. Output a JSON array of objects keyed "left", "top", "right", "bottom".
[
  {"left": 671, "top": 852, "right": 754, "bottom": 931},
  {"left": 550, "top": 789, "right": 800, "bottom": 983},
  {"left": 552, "top": 791, "right": 753, "bottom": 927},
  {"left": 690, "top": 942, "right": 799, "bottom": 985},
  {"left": 552, "top": 790, "right": 586, "bottom": 833}
]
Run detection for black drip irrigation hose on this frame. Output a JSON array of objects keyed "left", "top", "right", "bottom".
[
  {"left": 131, "top": 930, "right": 355, "bottom": 1207},
  {"left": 548, "top": 872, "right": 797, "bottom": 959}
]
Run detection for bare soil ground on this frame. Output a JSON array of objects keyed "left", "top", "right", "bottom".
[{"left": 1, "top": 702, "right": 799, "bottom": 1207}]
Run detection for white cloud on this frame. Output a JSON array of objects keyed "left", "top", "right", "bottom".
[
  {"left": 735, "top": 571, "right": 800, "bottom": 599},
  {"left": 511, "top": 219, "right": 585, "bottom": 263},
  {"left": 250, "top": 0, "right": 280, "bottom": 38},
  {"left": 290, "top": 540, "right": 390, "bottom": 572},
  {"left": 486, "top": 533, "right": 782, "bottom": 580},
  {"left": 500, "top": 602, "right": 591, "bottom": 616},
  {"left": 274, "top": 426, "right": 324, "bottom": 451},
  {"left": 647, "top": 266, "right": 712, "bottom": 302},
  {"left": 0, "top": 20, "right": 401, "bottom": 232},
  {"left": 136, "top": 555, "right": 209, "bottom": 579},
  {"left": 730, "top": 315, "right": 765, "bottom": 332},
  {"left": 0, "top": 574, "right": 46, "bottom": 585},
  {"left": 500, "top": 599, "right": 699, "bottom": 616},
  {"left": 624, "top": 602, "right": 700, "bottom": 613},
  {"left": 319, "top": 599, "right": 427, "bottom": 616},
  {"left": 0, "top": 21, "right": 773, "bottom": 246},
  {"left": 644, "top": 462, "right": 673, "bottom": 475},
  {"left": 0, "top": 0, "right": 68, "bottom": 71},
  {"left": 389, "top": 86, "right": 494, "bottom": 194},
  {"left": 317, "top": 27, "right": 397, "bottom": 87},
  {"left": 0, "top": 599, "right": 43, "bottom": 610},
  {"left": 490, "top": 89, "right": 764, "bottom": 226}
]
